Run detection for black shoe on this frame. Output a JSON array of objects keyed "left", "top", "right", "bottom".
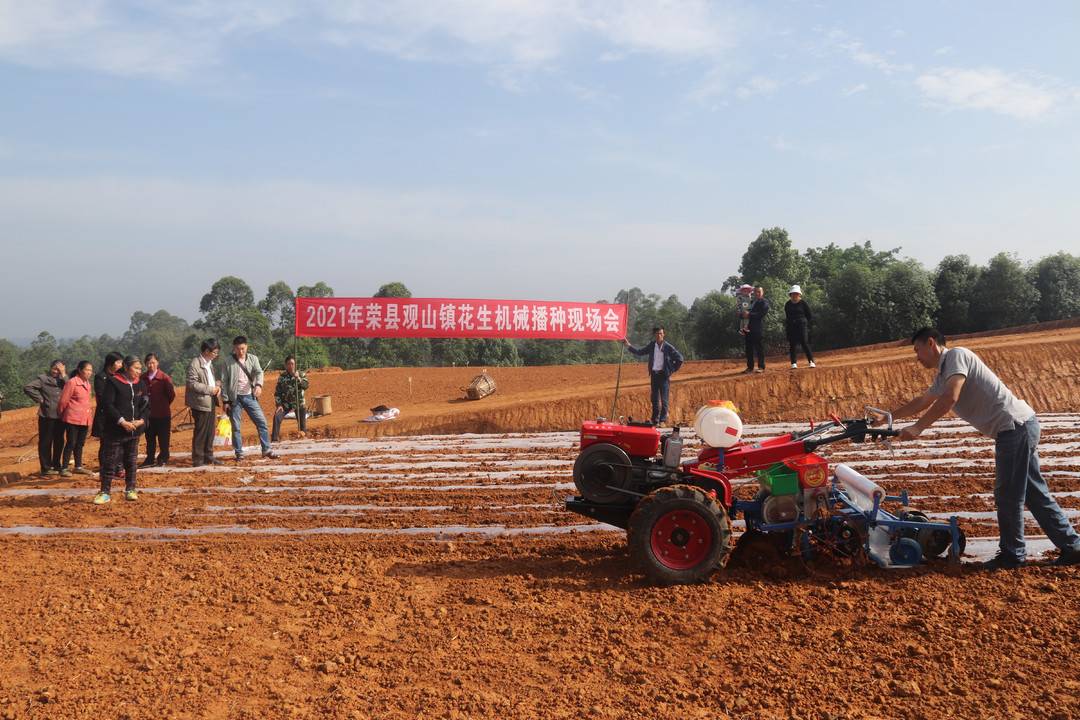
[
  {"left": 980, "top": 553, "right": 1023, "bottom": 571},
  {"left": 156, "top": 459, "right": 168, "bottom": 467},
  {"left": 139, "top": 460, "right": 155, "bottom": 468},
  {"left": 262, "top": 450, "right": 279, "bottom": 460},
  {"left": 1052, "top": 547, "right": 1080, "bottom": 567},
  {"left": 210, "top": 459, "right": 224, "bottom": 466}
]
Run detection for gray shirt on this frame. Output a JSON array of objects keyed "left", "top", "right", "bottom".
[{"left": 928, "top": 346, "right": 1034, "bottom": 438}]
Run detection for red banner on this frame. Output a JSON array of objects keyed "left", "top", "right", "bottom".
[{"left": 295, "top": 297, "right": 627, "bottom": 340}]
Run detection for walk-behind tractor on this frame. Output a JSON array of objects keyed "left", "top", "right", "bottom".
[{"left": 565, "top": 404, "right": 966, "bottom": 585}]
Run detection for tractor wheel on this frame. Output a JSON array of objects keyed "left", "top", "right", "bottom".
[
  {"left": 627, "top": 485, "right": 732, "bottom": 585},
  {"left": 900, "top": 510, "right": 966, "bottom": 558},
  {"left": 796, "top": 518, "right": 866, "bottom": 579},
  {"left": 573, "top": 443, "right": 633, "bottom": 504}
]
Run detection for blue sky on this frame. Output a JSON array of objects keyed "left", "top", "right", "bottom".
[{"left": 2, "top": 1, "right": 1078, "bottom": 339}]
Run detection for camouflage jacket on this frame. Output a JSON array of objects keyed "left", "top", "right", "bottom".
[{"left": 274, "top": 371, "right": 309, "bottom": 411}]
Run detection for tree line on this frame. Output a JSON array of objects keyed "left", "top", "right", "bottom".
[{"left": 2, "top": 227, "right": 1078, "bottom": 411}]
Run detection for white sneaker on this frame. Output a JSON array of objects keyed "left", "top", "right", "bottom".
[
  {"left": 791, "top": 363, "right": 798, "bottom": 369},
  {"left": 809, "top": 361, "right": 816, "bottom": 368}
]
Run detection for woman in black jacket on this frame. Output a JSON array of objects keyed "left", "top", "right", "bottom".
[
  {"left": 95, "top": 355, "right": 149, "bottom": 504},
  {"left": 785, "top": 285, "right": 816, "bottom": 369},
  {"left": 92, "top": 352, "right": 124, "bottom": 474}
]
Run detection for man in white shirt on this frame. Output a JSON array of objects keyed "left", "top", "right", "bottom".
[{"left": 624, "top": 326, "right": 684, "bottom": 426}]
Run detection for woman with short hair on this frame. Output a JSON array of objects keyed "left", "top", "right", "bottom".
[
  {"left": 92, "top": 352, "right": 124, "bottom": 473},
  {"left": 785, "top": 285, "right": 816, "bottom": 369},
  {"left": 57, "top": 360, "right": 95, "bottom": 476},
  {"left": 95, "top": 355, "right": 149, "bottom": 504}
]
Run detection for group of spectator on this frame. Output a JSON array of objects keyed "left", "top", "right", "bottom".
[
  {"left": 625, "top": 284, "right": 818, "bottom": 426},
  {"left": 22, "top": 336, "right": 309, "bottom": 504},
  {"left": 741, "top": 285, "right": 816, "bottom": 373}
]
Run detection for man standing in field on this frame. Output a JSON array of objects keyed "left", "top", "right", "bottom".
[
  {"left": 624, "top": 326, "right": 684, "bottom": 426},
  {"left": 878, "top": 327, "right": 1080, "bottom": 569},
  {"left": 24, "top": 360, "right": 67, "bottom": 476},
  {"left": 221, "top": 336, "right": 278, "bottom": 461},
  {"left": 186, "top": 339, "right": 222, "bottom": 468}
]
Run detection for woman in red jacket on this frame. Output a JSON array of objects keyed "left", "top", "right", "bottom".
[
  {"left": 140, "top": 353, "right": 176, "bottom": 467},
  {"left": 57, "top": 360, "right": 95, "bottom": 476}
]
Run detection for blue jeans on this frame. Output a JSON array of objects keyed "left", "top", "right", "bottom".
[
  {"left": 649, "top": 372, "right": 670, "bottom": 424},
  {"left": 230, "top": 394, "right": 271, "bottom": 457},
  {"left": 994, "top": 416, "right": 1080, "bottom": 562}
]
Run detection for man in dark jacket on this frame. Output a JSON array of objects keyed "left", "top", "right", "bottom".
[
  {"left": 624, "top": 326, "right": 684, "bottom": 426},
  {"left": 23, "top": 360, "right": 67, "bottom": 476},
  {"left": 742, "top": 286, "right": 770, "bottom": 373},
  {"left": 140, "top": 353, "right": 176, "bottom": 467}
]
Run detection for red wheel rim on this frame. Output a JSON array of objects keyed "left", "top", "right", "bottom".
[{"left": 650, "top": 509, "right": 714, "bottom": 570}]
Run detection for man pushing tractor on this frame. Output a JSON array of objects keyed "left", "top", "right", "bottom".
[
  {"left": 566, "top": 325, "right": 1079, "bottom": 584},
  {"left": 878, "top": 327, "right": 1080, "bottom": 569}
]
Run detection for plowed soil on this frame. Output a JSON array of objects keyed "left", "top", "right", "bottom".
[{"left": 1, "top": 323, "right": 1079, "bottom": 719}]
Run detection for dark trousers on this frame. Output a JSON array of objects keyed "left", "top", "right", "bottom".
[
  {"left": 191, "top": 409, "right": 216, "bottom": 466},
  {"left": 787, "top": 324, "right": 814, "bottom": 364},
  {"left": 994, "top": 416, "right": 1080, "bottom": 561},
  {"left": 62, "top": 423, "right": 88, "bottom": 468},
  {"left": 272, "top": 406, "right": 307, "bottom": 442},
  {"left": 649, "top": 372, "right": 670, "bottom": 424},
  {"left": 100, "top": 436, "right": 138, "bottom": 494},
  {"left": 745, "top": 332, "right": 765, "bottom": 370},
  {"left": 145, "top": 416, "right": 171, "bottom": 463},
  {"left": 37, "top": 416, "right": 65, "bottom": 472}
]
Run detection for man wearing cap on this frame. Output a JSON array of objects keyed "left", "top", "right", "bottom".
[
  {"left": 624, "top": 326, "right": 684, "bottom": 426},
  {"left": 877, "top": 327, "right": 1080, "bottom": 569},
  {"left": 784, "top": 285, "right": 815, "bottom": 369}
]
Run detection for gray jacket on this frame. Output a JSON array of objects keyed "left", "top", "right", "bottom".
[
  {"left": 185, "top": 355, "right": 220, "bottom": 413},
  {"left": 24, "top": 373, "right": 66, "bottom": 419},
  {"left": 219, "top": 352, "right": 265, "bottom": 404}
]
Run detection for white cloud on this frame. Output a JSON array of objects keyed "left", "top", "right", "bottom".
[
  {"left": 0, "top": 0, "right": 741, "bottom": 80},
  {"left": 934, "top": 45, "right": 954, "bottom": 56},
  {"left": 735, "top": 75, "right": 778, "bottom": 99},
  {"left": 842, "top": 82, "right": 867, "bottom": 96},
  {"left": 0, "top": 0, "right": 295, "bottom": 79},
  {"left": 916, "top": 67, "right": 1072, "bottom": 120},
  {"left": 823, "top": 28, "right": 912, "bottom": 75}
]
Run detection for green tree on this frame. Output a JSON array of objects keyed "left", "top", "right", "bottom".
[
  {"left": 374, "top": 282, "right": 411, "bottom": 299},
  {"left": 934, "top": 255, "right": 981, "bottom": 335},
  {"left": 259, "top": 281, "right": 296, "bottom": 336},
  {"left": 368, "top": 282, "right": 430, "bottom": 367},
  {"left": 686, "top": 291, "right": 741, "bottom": 359},
  {"left": 971, "top": 253, "right": 1038, "bottom": 330},
  {"left": 122, "top": 309, "right": 193, "bottom": 366},
  {"left": 196, "top": 277, "right": 275, "bottom": 356},
  {"left": 0, "top": 339, "right": 28, "bottom": 410},
  {"left": 1029, "top": 252, "right": 1080, "bottom": 322},
  {"left": 296, "top": 282, "right": 335, "bottom": 298},
  {"left": 880, "top": 261, "right": 939, "bottom": 340},
  {"left": 739, "top": 227, "right": 806, "bottom": 285}
]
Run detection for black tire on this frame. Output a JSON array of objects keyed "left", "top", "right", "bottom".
[
  {"left": 573, "top": 443, "right": 632, "bottom": 504},
  {"left": 901, "top": 510, "right": 965, "bottom": 558},
  {"left": 627, "top": 485, "right": 732, "bottom": 585}
]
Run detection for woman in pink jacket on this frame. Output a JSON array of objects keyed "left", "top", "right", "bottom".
[{"left": 57, "top": 360, "right": 94, "bottom": 476}]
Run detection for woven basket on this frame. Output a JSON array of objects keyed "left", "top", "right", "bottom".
[{"left": 463, "top": 372, "right": 496, "bottom": 400}]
